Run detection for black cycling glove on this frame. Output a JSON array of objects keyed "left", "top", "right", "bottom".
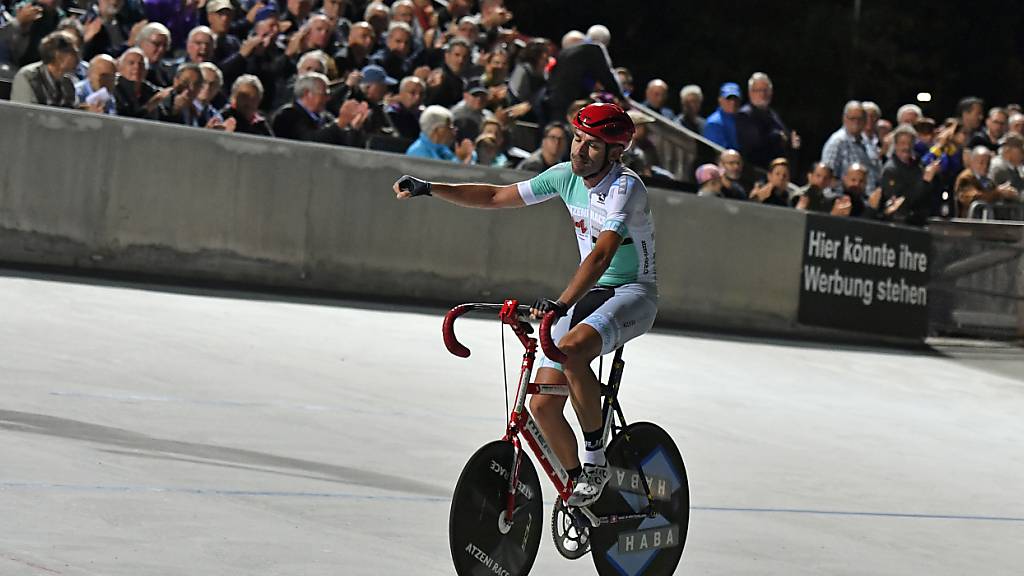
[
  {"left": 396, "top": 174, "right": 432, "bottom": 197},
  {"left": 532, "top": 298, "right": 568, "bottom": 318}
]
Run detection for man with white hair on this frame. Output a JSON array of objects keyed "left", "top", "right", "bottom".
[
  {"left": 862, "top": 101, "right": 881, "bottom": 148},
  {"left": 544, "top": 25, "right": 622, "bottom": 122},
  {"left": 585, "top": 24, "right": 610, "bottom": 46},
  {"left": 561, "top": 30, "right": 585, "bottom": 49},
  {"left": 113, "top": 46, "right": 159, "bottom": 117},
  {"left": 735, "top": 71, "right": 797, "bottom": 169},
  {"left": 220, "top": 74, "right": 272, "bottom": 136},
  {"left": 896, "top": 103, "right": 922, "bottom": 125},
  {"left": 136, "top": 22, "right": 173, "bottom": 86},
  {"left": 271, "top": 72, "right": 369, "bottom": 146},
  {"left": 405, "top": 104, "right": 475, "bottom": 163},
  {"left": 677, "top": 84, "right": 704, "bottom": 134}
]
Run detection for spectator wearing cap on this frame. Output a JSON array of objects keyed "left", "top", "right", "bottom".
[
  {"left": 642, "top": 79, "right": 673, "bottom": 118},
  {"left": 518, "top": 121, "right": 568, "bottom": 172},
  {"left": 695, "top": 164, "right": 724, "bottom": 197},
  {"left": 896, "top": 103, "right": 922, "bottom": 126},
  {"left": 988, "top": 132, "right": 1024, "bottom": 194},
  {"left": 349, "top": 63, "right": 397, "bottom": 136},
  {"left": 10, "top": 30, "right": 78, "bottom": 106},
  {"left": 114, "top": 46, "right": 159, "bottom": 117},
  {"left": 967, "top": 107, "right": 1008, "bottom": 152},
  {"left": 451, "top": 76, "right": 493, "bottom": 141},
  {"left": 821, "top": 100, "right": 882, "bottom": 191},
  {"left": 676, "top": 85, "right": 704, "bottom": 134},
  {"left": 749, "top": 157, "right": 791, "bottom": 206},
  {"left": 735, "top": 72, "right": 797, "bottom": 170},
  {"left": 426, "top": 36, "right": 470, "bottom": 108},
  {"left": 220, "top": 74, "right": 273, "bottom": 136},
  {"left": 369, "top": 21, "right": 417, "bottom": 82},
  {"left": 543, "top": 28, "right": 622, "bottom": 123},
  {"left": 703, "top": 82, "right": 741, "bottom": 150},
  {"left": 406, "top": 104, "right": 474, "bottom": 164},
  {"left": 794, "top": 163, "right": 836, "bottom": 212},
  {"left": 718, "top": 149, "right": 747, "bottom": 200},
  {"left": 143, "top": 0, "right": 199, "bottom": 53},
  {"left": 205, "top": 0, "right": 248, "bottom": 88},
  {"left": 334, "top": 21, "right": 375, "bottom": 78},
  {"left": 272, "top": 72, "right": 368, "bottom": 145},
  {"left": 74, "top": 53, "right": 117, "bottom": 114},
  {"left": 386, "top": 75, "right": 425, "bottom": 139}
]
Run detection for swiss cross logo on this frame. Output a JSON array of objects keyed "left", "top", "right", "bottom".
[{"left": 574, "top": 218, "right": 588, "bottom": 235}]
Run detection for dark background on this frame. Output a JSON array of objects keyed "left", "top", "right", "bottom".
[{"left": 507, "top": 0, "right": 1024, "bottom": 168}]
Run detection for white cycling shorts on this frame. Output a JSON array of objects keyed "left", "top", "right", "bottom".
[{"left": 538, "top": 282, "right": 658, "bottom": 371}]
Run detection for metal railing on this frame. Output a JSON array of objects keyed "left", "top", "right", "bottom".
[{"left": 928, "top": 219, "right": 1024, "bottom": 339}]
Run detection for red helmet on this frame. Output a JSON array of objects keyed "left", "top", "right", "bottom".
[{"left": 571, "top": 102, "right": 635, "bottom": 147}]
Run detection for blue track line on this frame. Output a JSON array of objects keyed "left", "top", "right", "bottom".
[{"left": 2, "top": 482, "right": 1023, "bottom": 523}]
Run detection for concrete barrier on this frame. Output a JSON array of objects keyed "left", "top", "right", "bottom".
[{"left": 0, "top": 101, "right": 818, "bottom": 336}]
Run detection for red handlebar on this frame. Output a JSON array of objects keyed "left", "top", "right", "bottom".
[
  {"left": 442, "top": 304, "right": 472, "bottom": 357},
  {"left": 540, "top": 311, "right": 567, "bottom": 364},
  {"left": 442, "top": 302, "right": 567, "bottom": 363}
]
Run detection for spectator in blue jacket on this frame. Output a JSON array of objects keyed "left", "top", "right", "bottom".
[
  {"left": 406, "top": 104, "right": 475, "bottom": 164},
  {"left": 703, "top": 82, "right": 741, "bottom": 150}
]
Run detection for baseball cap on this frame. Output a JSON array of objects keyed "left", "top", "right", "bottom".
[
  {"left": 719, "top": 82, "right": 741, "bottom": 99},
  {"left": 252, "top": 4, "right": 278, "bottom": 23},
  {"left": 206, "top": 0, "right": 233, "bottom": 13},
  {"left": 695, "top": 163, "right": 722, "bottom": 185},
  {"left": 466, "top": 77, "right": 488, "bottom": 96},
  {"left": 360, "top": 64, "right": 398, "bottom": 86}
]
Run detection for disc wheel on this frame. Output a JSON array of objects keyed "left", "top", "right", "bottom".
[
  {"left": 552, "top": 497, "right": 590, "bottom": 559},
  {"left": 449, "top": 440, "right": 543, "bottom": 576},
  {"left": 589, "top": 422, "right": 689, "bottom": 576}
]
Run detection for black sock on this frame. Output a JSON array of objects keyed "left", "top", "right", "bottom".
[
  {"left": 567, "top": 466, "right": 583, "bottom": 481},
  {"left": 582, "top": 427, "right": 604, "bottom": 451}
]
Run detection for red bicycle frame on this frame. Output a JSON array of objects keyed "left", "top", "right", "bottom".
[{"left": 443, "top": 300, "right": 574, "bottom": 521}]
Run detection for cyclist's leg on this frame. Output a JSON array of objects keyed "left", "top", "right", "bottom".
[
  {"left": 528, "top": 368, "right": 579, "bottom": 472},
  {"left": 562, "top": 283, "right": 658, "bottom": 506},
  {"left": 557, "top": 325, "right": 604, "bottom": 433}
]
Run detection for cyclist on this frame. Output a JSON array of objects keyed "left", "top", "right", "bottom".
[{"left": 393, "top": 103, "right": 657, "bottom": 507}]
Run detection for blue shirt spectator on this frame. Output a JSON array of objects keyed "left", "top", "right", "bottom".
[
  {"left": 406, "top": 104, "right": 473, "bottom": 164},
  {"left": 703, "top": 82, "right": 741, "bottom": 150}
]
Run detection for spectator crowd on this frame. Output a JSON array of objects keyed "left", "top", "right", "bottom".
[{"left": 2, "top": 0, "right": 1021, "bottom": 223}]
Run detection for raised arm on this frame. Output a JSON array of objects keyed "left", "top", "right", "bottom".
[{"left": 394, "top": 175, "right": 525, "bottom": 209}]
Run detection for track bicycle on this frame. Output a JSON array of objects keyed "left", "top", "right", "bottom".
[{"left": 442, "top": 300, "right": 689, "bottom": 576}]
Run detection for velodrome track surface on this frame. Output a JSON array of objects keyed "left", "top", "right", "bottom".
[{"left": 2, "top": 269, "right": 1022, "bottom": 575}]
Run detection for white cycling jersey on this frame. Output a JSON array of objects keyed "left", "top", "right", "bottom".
[{"left": 517, "top": 161, "right": 657, "bottom": 287}]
